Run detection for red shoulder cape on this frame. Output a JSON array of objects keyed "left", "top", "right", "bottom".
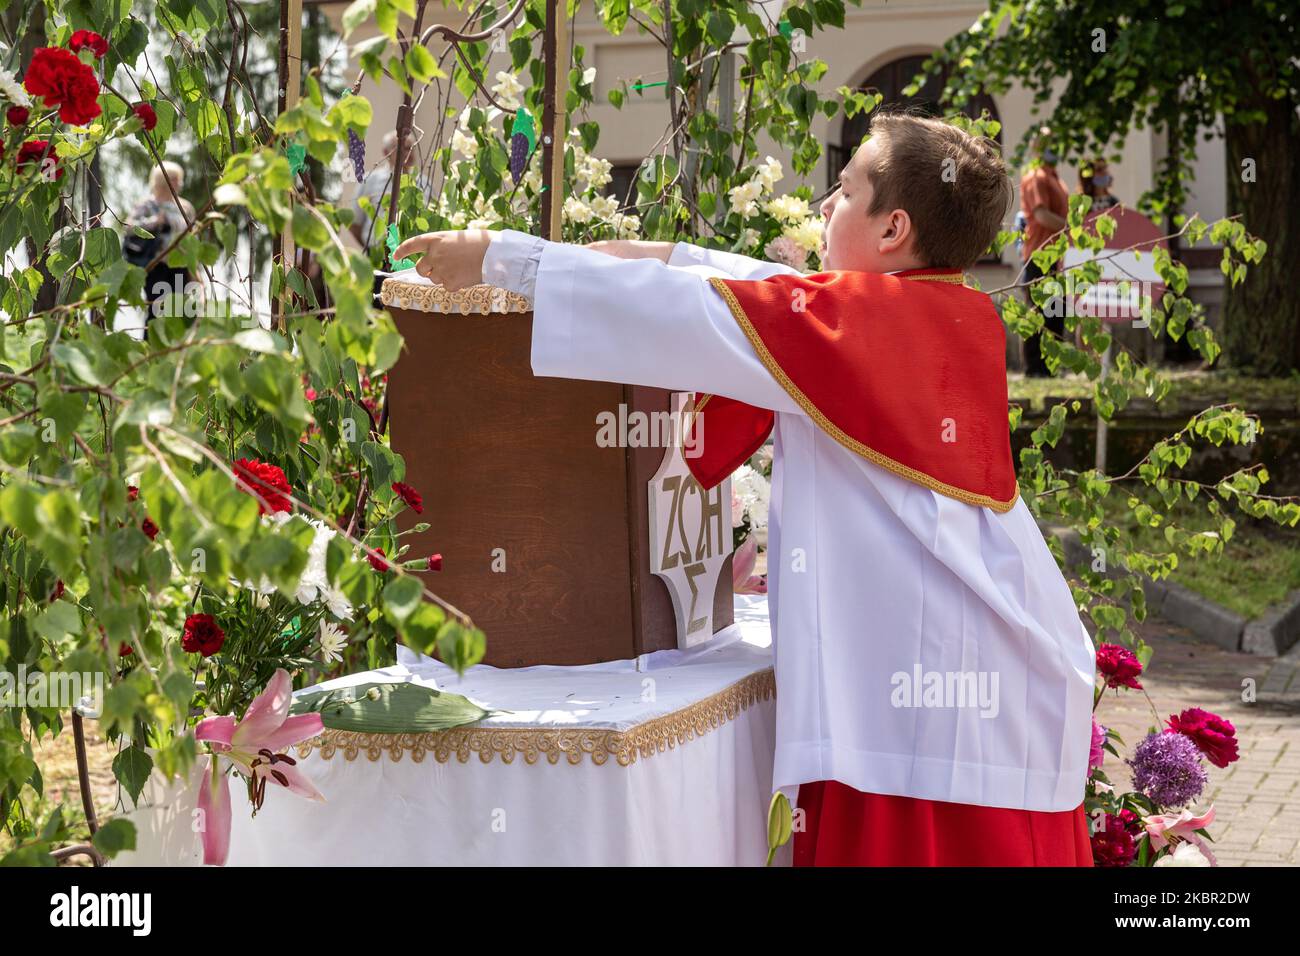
[{"left": 687, "top": 268, "right": 1018, "bottom": 512}]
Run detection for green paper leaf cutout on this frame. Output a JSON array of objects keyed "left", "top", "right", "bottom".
[
  {"left": 510, "top": 108, "right": 536, "bottom": 154},
  {"left": 286, "top": 142, "right": 307, "bottom": 177},
  {"left": 386, "top": 223, "right": 414, "bottom": 270},
  {"left": 777, "top": 18, "right": 793, "bottom": 39},
  {"left": 290, "top": 680, "right": 494, "bottom": 733}
]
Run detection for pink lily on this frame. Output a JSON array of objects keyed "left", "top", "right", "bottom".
[
  {"left": 193, "top": 668, "right": 325, "bottom": 865},
  {"left": 732, "top": 534, "right": 767, "bottom": 594},
  {"left": 1143, "top": 806, "right": 1217, "bottom": 866}
]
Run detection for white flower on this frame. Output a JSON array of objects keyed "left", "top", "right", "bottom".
[
  {"left": 784, "top": 217, "right": 824, "bottom": 254},
  {"left": 467, "top": 217, "right": 497, "bottom": 229},
  {"left": 522, "top": 165, "right": 543, "bottom": 192},
  {"left": 491, "top": 71, "right": 524, "bottom": 110},
  {"left": 318, "top": 621, "right": 348, "bottom": 664},
  {"left": 764, "top": 194, "right": 811, "bottom": 223},
  {"left": 1154, "top": 842, "right": 1212, "bottom": 867},
  {"left": 258, "top": 514, "right": 354, "bottom": 621},
  {"left": 755, "top": 156, "right": 783, "bottom": 192},
  {"left": 578, "top": 154, "right": 613, "bottom": 191},
  {"left": 323, "top": 587, "right": 353, "bottom": 621},
  {"left": 581, "top": 66, "right": 597, "bottom": 86},
  {"left": 590, "top": 194, "right": 619, "bottom": 219},
  {"left": 563, "top": 196, "right": 593, "bottom": 223},
  {"left": 0, "top": 69, "right": 31, "bottom": 108},
  {"left": 728, "top": 180, "right": 763, "bottom": 219},
  {"left": 451, "top": 128, "right": 478, "bottom": 160},
  {"left": 612, "top": 212, "right": 641, "bottom": 239},
  {"left": 732, "top": 464, "right": 771, "bottom": 531},
  {"left": 449, "top": 210, "right": 468, "bottom": 227},
  {"left": 739, "top": 228, "right": 762, "bottom": 249}
]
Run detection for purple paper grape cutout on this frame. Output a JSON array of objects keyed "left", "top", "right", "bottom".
[
  {"left": 508, "top": 109, "right": 536, "bottom": 186},
  {"left": 348, "top": 128, "right": 366, "bottom": 182},
  {"left": 509, "top": 132, "right": 528, "bottom": 184}
]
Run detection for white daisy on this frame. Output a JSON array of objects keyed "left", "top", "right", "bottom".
[{"left": 318, "top": 621, "right": 348, "bottom": 664}]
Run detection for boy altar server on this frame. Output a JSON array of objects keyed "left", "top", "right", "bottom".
[{"left": 395, "top": 113, "right": 1097, "bottom": 866}]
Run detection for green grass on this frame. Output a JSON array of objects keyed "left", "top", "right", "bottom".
[
  {"left": 1111, "top": 492, "right": 1300, "bottom": 620},
  {"left": 1009, "top": 370, "right": 1300, "bottom": 414}
]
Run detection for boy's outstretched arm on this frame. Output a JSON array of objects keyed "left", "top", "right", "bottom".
[
  {"left": 390, "top": 229, "right": 802, "bottom": 414},
  {"left": 584, "top": 239, "right": 802, "bottom": 282}
]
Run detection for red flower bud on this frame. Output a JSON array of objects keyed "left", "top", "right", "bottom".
[
  {"left": 132, "top": 102, "right": 157, "bottom": 131},
  {"left": 69, "top": 30, "right": 109, "bottom": 59}
]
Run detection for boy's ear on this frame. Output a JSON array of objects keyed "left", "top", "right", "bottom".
[{"left": 877, "top": 208, "right": 914, "bottom": 254}]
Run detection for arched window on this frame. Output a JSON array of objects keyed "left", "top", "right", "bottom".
[{"left": 829, "top": 54, "right": 1001, "bottom": 187}]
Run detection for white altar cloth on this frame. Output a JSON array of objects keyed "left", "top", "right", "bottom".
[{"left": 119, "top": 596, "right": 786, "bottom": 867}]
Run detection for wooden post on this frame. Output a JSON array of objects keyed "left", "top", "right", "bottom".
[
  {"left": 276, "top": 0, "right": 303, "bottom": 327},
  {"left": 540, "top": 0, "right": 568, "bottom": 240}
]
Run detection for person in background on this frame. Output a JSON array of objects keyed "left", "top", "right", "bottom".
[
  {"left": 1018, "top": 128, "right": 1070, "bottom": 377},
  {"left": 350, "top": 130, "right": 429, "bottom": 256},
  {"left": 122, "top": 162, "right": 197, "bottom": 318},
  {"left": 1079, "top": 158, "right": 1120, "bottom": 211}
]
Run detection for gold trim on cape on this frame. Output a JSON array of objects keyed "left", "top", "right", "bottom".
[
  {"left": 706, "top": 277, "right": 1019, "bottom": 513},
  {"left": 294, "top": 668, "right": 775, "bottom": 767}
]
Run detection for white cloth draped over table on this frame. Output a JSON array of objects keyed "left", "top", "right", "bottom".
[
  {"left": 482, "top": 231, "right": 1097, "bottom": 814},
  {"left": 118, "top": 597, "right": 785, "bottom": 867},
  {"left": 231, "top": 599, "right": 781, "bottom": 866}
]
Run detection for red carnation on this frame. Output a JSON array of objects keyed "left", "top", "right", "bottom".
[
  {"left": 1096, "top": 643, "right": 1144, "bottom": 690},
  {"left": 16, "top": 139, "right": 62, "bottom": 180},
  {"left": 427, "top": 553, "right": 442, "bottom": 572},
  {"left": 233, "top": 457, "right": 292, "bottom": 514},
  {"left": 132, "top": 102, "right": 156, "bottom": 131},
  {"left": 1090, "top": 809, "right": 1140, "bottom": 868},
  {"left": 141, "top": 517, "right": 159, "bottom": 540},
  {"left": 119, "top": 643, "right": 134, "bottom": 657},
  {"left": 181, "top": 613, "right": 226, "bottom": 657},
  {"left": 368, "top": 547, "right": 389, "bottom": 573},
  {"left": 23, "top": 47, "right": 102, "bottom": 126},
  {"left": 127, "top": 484, "right": 139, "bottom": 501},
  {"left": 6, "top": 105, "right": 28, "bottom": 126},
  {"left": 1166, "top": 707, "right": 1239, "bottom": 768},
  {"left": 392, "top": 481, "right": 423, "bottom": 514},
  {"left": 69, "top": 30, "right": 109, "bottom": 59},
  {"left": 49, "top": 579, "right": 65, "bottom": 602}
]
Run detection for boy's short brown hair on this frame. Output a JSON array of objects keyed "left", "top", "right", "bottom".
[{"left": 862, "top": 112, "right": 1012, "bottom": 270}]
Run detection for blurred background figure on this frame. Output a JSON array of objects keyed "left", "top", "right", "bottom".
[
  {"left": 1018, "top": 127, "right": 1070, "bottom": 377},
  {"left": 122, "top": 161, "right": 196, "bottom": 318},
  {"left": 1079, "top": 158, "right": 1121, "bottom": 211}
]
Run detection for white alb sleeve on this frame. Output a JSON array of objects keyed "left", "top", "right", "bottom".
[
  {"left": 666, "top": 242, "right": 802, "bottom": 280},
  {"left": 481, "top": 231, "right": 801, "bottom": 414}
]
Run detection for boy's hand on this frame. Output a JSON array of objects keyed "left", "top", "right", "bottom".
[{"left": 392, "top": 229, "right": 492, "bottom": 291}]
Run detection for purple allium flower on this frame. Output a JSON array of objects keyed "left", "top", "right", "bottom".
[{"left": 1128, "top": 730, "right": 1208, "bottom": 809}]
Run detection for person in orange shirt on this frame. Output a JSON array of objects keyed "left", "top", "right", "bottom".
[{"left": 1019, "top": 128, "right": 1070, "bottom": 377}]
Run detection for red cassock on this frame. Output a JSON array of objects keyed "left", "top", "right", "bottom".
[{"left": 686, "top": 268, "right": 1093, "bottom": 867}]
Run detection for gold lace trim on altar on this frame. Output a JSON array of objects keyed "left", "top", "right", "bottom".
[
  {"left": 295, "top": 668, "right": 775, "bottom": 767},
  {"left": 380, "top": 277, "right": 532, "bottom": 314}
]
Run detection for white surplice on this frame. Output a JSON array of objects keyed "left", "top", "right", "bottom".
[{"left": 482, "top": 230, "right": 1096, "bottom": 812}]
